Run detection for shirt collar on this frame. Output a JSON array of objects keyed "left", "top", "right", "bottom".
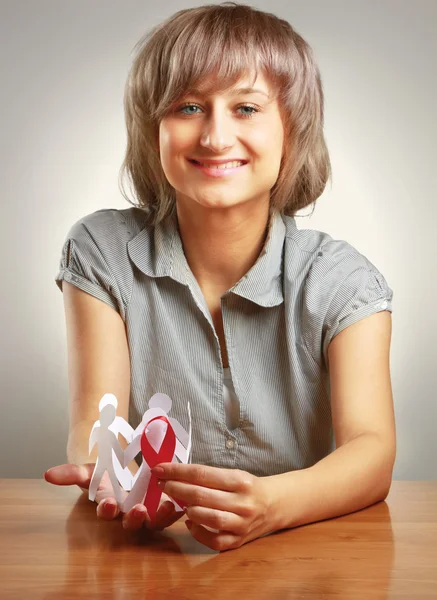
[{"left": 127, "top": 210, "right": 293, "bottom": 308}]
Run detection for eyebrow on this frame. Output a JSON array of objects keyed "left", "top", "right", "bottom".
[{"left": 187, "top": 87, "right": 270, "bottom": 99}]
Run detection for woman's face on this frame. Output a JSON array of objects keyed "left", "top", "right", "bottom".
[{"left": 158, "top": 71, "right": 284, "bottom": 214}]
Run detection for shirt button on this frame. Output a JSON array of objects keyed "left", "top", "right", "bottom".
[
  {"left": 380, "top": 300, "right": 388, "bottom": 310},
  {"left": 225, "top": 439, "right": 235, "bottom": 450}
]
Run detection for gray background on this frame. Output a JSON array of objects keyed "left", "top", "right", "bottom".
[{"left": 1, "top": 0, "right": 435, "bottom": 479}]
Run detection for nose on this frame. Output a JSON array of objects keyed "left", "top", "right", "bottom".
[{"left": 199, "top": 110, "right": 235, "bottom": 153}]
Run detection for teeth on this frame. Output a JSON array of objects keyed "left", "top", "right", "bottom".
[{"left": 194, "top": 160, "right": 245, "bottom": 169}]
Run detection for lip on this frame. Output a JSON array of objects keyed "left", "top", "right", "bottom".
[
  {"left": 189, "top": 158, "right": 249, "bottom": 165},
  {"left": 187, "top": 158, "right": 248, "bottom": 178}
]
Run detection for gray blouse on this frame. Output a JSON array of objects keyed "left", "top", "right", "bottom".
[{"left": 55, "top": 208, "right": 393, "bottom": 477}]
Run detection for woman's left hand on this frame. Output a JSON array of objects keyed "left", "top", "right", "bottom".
[{"left": 151, "top": 463, "right": 273, "bottom": 551}]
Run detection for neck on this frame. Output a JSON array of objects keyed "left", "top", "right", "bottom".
[{"left": 176, "top": 200, "right": 271, "bottom": 294}]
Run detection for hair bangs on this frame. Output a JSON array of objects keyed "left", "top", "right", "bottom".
[{"left": 153, "top": 15, "right": 279, "bottom": 121}]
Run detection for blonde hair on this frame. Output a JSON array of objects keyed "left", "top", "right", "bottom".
[{"left": 119, "top": 2, "right": 331, "bottom": 225}]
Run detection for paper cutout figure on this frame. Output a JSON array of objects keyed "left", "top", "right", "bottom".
[
  {"left": 122, "top": 393, "right": 191, "bottom": 513},
  {"left": 89, "top": 394, "right": 134, "bottom": 490},
  {"left": 88, "top": 395, "right": 126, "bottom": 507},
  {"left": 88, "top": 392, "right": 192, "bottom": 514}
]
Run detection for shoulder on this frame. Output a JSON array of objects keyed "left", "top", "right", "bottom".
[
  {"left": 282, "top": 215, "right": 381, "bottom": 279},
  {"left": 60, "top": 207, "right": 151, "bottom": 314},
  {"left": 282, "top": 216, "right": 394, "bottom": 368},
  {"left": 66, "top": 206, "right": 149, "bottom": 245}
]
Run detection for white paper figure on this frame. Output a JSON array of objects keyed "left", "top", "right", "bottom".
[
  {"left": 122, "top": 393, "right": 192, "bottom": 513},
  {"left": 148, "top": 393, "right": 191, "bottom": 463},
  {"left": 110, "top": 415, "right": 134, "bottom": 491},
  {"left": 89, "top": 394, "right": 134, "bottom": 490},
  {"left": 88, "top": 395, "right": 127, "bottom": 507}
]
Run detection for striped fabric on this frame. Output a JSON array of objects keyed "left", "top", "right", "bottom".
[{"left": 55, "top": 208, "right": 393, "bottom": 477}]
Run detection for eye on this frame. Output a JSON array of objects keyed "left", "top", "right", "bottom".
[{"left": 177, "top": 103, "right": 260, "bottom": 119}]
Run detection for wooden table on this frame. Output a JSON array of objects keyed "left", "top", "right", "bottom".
[{"left": 0, "top": 480, "right": 436, "bottom": 599}]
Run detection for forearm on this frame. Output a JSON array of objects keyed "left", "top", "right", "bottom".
[
  {"left": 266, "top": 432, "right": 395, "bottom": 532},
  {"left": 67, "top": 420, "right": 97, "bottom": 465}
]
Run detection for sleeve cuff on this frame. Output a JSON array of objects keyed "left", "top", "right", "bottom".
[
  {"left": 323, "top": 296, "right": 393, "bottom": 368},
  {"left": 55, "top": 268, "right": 121, "bottom": 316}
]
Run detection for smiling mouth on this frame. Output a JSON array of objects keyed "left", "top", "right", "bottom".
[{"left": 188, "top": 159, "right": 248, "bottom": 169}]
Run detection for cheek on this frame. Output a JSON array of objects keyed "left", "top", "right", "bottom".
[
  {"left": 254, "top": 121, "right": 283, "bottom": 155},
  {"left": 255, "top": 126, "right": 284, "bottom": 182},
  {"left": 160, "top": 122, "right": 195, "bottom": 154}
]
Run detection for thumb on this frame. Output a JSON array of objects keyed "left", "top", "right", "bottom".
[{"left": 44, "top": 463, "right": 95, "bottom": 489}]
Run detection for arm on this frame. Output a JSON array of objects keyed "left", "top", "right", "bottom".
[
  {"left": 169, "top": 417, "right": 189, "bottom": 448},
  {"left": 46, "top": 281, "right": 183, "bottom": 531},
  {"left": 267, "top": 310, "right": 396, "bottom": 531},
  {"left": 88, "top": 423, "right": 99, "bottom": 455},
  {"left": 174, "top": 439, "right": 189, "bottom": 464},
  {"left": 154, "top": 311, "right": 396, "bottom": 550},
  {"left": 110, "top": 431, "right": 125, "bottom": 467},
  {"left": 113, "top": 416, "right": 134, "bottom": 443},
  {"left": 62, "top": 282, "right": 131, "bottom": 466},
  {"left": 124, "top": 434, "right": 141, "bottom": 466}
]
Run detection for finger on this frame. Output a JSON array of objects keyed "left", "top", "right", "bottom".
[
  {"left": 44, "top": 464, "right": 94, "bottom": 488},
  {"left": 185, "top": 520, "right": 241, "bottom": 552},
  {"left": 160, "top": 508, "right": 185, "bottom": 529},
  {"left": 94, "top": 481, "right": 127, "bottom": 506},
  {"left": 186, "top": 506, "right": 244, "bottom": 535},
  {"left": 161, "top": 480, "right": 236, "bottom": 513},
  {"left": 122, "top": 505, "right": 148, "bottom": 531},
  {"left": 96, "top": 498, "right": 120, "bottom": 520},
  {"left": 145, "top": 501, "right": 177, "bottom": 531},
  {"left": 152, "top": 464, "right": 248, "bottom": 492}
]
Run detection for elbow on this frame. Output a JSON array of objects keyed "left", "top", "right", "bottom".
[
  {"left": 377, "top": 453, "right": 396, "bottom": 502},
  {"left": 374, "top": 431, "right": 396, "bottom": 501},
  {"left": 378, "top": 476, "right": 393, "bottom": 502}
]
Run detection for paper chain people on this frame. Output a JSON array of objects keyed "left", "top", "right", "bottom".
[{"left": 89, "top": 393, "right": 192, "bottom": 517}]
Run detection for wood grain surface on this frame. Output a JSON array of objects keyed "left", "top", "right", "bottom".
[{"left": 0, "top": 480, "right": 436, "bottom": 599}]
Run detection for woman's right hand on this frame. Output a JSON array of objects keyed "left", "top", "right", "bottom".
[{"left": 44, "top": 463, "right": 184, "bottom": 531}]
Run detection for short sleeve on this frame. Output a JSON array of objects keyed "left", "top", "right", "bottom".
[
  {"left": 302, "top": 239, "right": 394, "bottom": 371},
  {"left": 55, "top": 216, "right": 126, "bottom": 320}
]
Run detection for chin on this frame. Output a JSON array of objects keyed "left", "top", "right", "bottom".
[
  {"left": 181, "top": 191, "right": 244, "bottom": 210},
  {"left": 197, "top": 198, "right": 248, "bottom": 210}
]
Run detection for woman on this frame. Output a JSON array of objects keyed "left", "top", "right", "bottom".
[{"left": 45, "top": 2, "right": 396, "bottom": 551}]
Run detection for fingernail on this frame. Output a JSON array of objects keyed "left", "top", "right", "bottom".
[{"left": 134, "top": 507, "right": 145, "bottom": 518}]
